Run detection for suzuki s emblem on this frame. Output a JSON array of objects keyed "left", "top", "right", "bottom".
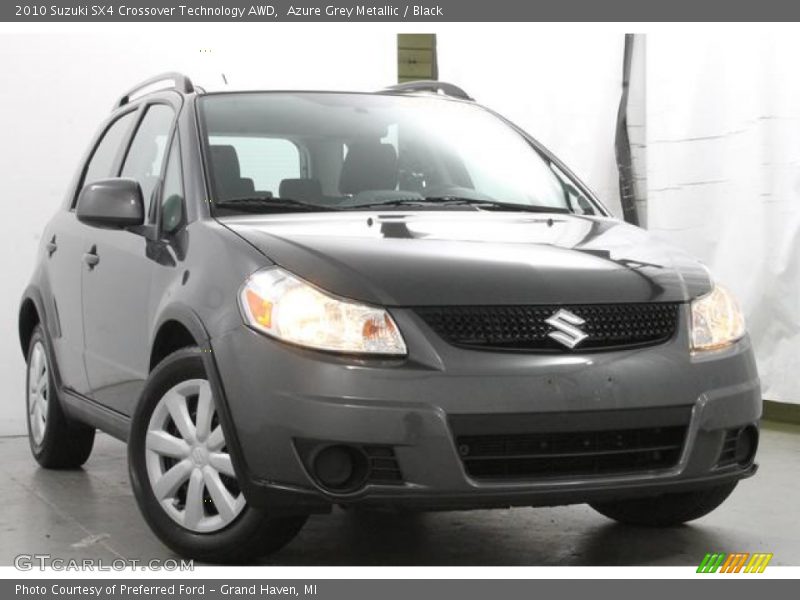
[{"left": 545, "top": 309, "right": 589, "bottom": 349}]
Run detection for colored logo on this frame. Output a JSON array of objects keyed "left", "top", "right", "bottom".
[{"left": 697, "top": 552, "right": 773, "bottom": 573}]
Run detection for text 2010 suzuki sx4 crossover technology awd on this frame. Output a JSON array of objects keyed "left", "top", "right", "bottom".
[{"left": 19, "top": 74, "right": 761, "bottom": 562}]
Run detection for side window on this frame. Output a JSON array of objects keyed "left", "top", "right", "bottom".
[
  {"left": 121, "top": 104, "right": 175, "bottom": 215},
  {"left": 161, "top": 137, "right": 184, "bottom": 233},
  {"left": 78, "top": 111, "right": 137, "bottom": 198},
  {"left": 208, "top": 136, "right": 301, "bottom": 199}
]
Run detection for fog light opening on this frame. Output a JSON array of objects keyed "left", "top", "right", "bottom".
[
  {"left": 734, "top": 425, "right": 759, "bottom": 467},
  {"left": 311, "top": 445, "right": 369, "bottom": 493}
]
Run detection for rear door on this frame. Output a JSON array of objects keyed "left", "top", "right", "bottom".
[
  {"left": 46, "top": 110, "right": 138, "bottom": 396},
  {"left": 81, "top": 101, "right": 177, "bottom": 414}
]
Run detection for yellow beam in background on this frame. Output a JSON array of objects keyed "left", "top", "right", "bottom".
[{"left": 397, "top": 34, "right": 437, "bottom": 83}]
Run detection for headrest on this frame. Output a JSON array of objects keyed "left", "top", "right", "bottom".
[
  {"left": 210, "top": 145, "right": 249, "bottom": 200},
  {"left": 279, "top": 178, "right": 323, "bottom": 201},
  {"left": 339, "top": 142, "right": 398, "bottom": 195},
  {"left": 210, "top": 145, "right": 241, "bottom": 178}
]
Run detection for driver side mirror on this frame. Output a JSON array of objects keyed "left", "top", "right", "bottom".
[{"left": 76, "top": 178, "right": 145, "bottom": 229}]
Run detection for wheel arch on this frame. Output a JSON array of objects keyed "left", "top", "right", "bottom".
[
  {"left": 147, "top": 305, "right": 256, "bottom": 499},
  {"left": 19, "top": 286, "right": 48, "bottom": 358},
  {"left": 18, "top": 285, "right": 83, "bottom": 432},
  {"left": 149, "top": 304, "right": 212, "bottom": 368},
  {"left": 150, "top": 320, "right": 199, "bottom": 371}
]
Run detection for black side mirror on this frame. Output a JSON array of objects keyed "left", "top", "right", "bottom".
[{"left": 76, "top": 178, "right": 145, "bottom": 229}]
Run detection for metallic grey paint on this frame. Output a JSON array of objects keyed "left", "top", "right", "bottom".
[
  {"left": 19, "top": 88, "right": 761, "bottom": 514},
  {"left": 221, "top": 212, "right": 713, "bottom": 306}
]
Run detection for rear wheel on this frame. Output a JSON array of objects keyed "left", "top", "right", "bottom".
[
  {"left": 590, "top": 482, "right": 738, "bottom": 527},
  {"left": 26, "top": 324, "right": 95, "bottom": 468},
  {"left": 128, "top": 348, "right": 306, "bottom": 563}
]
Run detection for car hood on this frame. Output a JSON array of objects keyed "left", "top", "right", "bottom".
[{"left": 221, "top": 212, "right": 711, "bottom": 306}]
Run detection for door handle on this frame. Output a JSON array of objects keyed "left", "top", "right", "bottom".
[
  {"left": 83, "top": 246, "right": 100, "bottom": 270},
  {"left": 46, "top": 235, "right": 57, "bottom": 257}
]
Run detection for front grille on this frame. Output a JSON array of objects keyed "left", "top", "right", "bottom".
[
  {"left": 415, "top": 303, "right": 680, "bottom": 352},
  {"left": 364, "top": 445, "right": 404, "bottom": 485},
  {"left": 450, "top": 407, "right": 690, "bottom": 481}
]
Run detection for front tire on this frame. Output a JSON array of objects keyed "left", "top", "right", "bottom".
[
  {"left": 26, "top": 324, "right": 95, "bottom": 468},
  {"left": 590, "top": 482, "right": 738, "bottom": 527},
  {"left": 128, "top": 347, "right": 306, "bottom": 563}
]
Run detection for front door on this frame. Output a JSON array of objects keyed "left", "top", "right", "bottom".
[{"left": 81, "top": 102, "right": 176, "bottom": 415}]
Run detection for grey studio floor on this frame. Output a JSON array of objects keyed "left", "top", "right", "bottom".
[{"left": 0, "top": 421, "right": 798, "bottom": 567}]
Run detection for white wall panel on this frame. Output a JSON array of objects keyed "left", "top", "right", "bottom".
[{"left": 646, "top": 33, "right": 800, "bottom": 404}]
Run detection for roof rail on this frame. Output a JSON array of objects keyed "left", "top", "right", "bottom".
[
  {"left": 382, "top": 80, "right": 473, "bottom": 101},
  {"left": 115, "top": 72, "right": 195, "bottom": 108}
]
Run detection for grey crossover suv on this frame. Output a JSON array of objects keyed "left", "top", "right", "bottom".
[{"left": 19, "top": 73, "right": 761, "bottom": 562}]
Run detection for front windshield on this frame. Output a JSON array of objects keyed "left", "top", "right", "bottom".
[{"left": 199, "top": 92, "right": 598, "bottom": 215}]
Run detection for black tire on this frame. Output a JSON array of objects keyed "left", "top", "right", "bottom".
[
  {"left": 26, "top": 324, "right": 95, "bottom": 468},
  {"left": 128, "top": 347, "right": 307, "bottom": 563},
  {"left": 590, "top": 482, "right": 738, "bottom": 527}
]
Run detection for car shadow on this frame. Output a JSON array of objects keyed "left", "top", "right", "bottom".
[
  {"left": 568, "top": 521, "right": 733, "bottom": 566},
  {"left": 260, "top": 506, "right": 734, "bottom": 566}
]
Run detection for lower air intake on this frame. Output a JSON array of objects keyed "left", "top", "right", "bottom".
[{"left": 450, "top": 407, "right": 691, "bottom": 481}]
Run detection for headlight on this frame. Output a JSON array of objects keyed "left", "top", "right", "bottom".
[
  {"left": 690, "top": 284, "right": 746, "bottom": 351},
  {"left": 239, "top": 268, "right": 407, "bottom": 356}
]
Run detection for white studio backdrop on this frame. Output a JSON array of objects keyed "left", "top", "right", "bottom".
[
  {"left": 644, "top": 33, "right": 800, "bottom": 405},
  {"left": 0, "top": 28, "right": 625, "bottom": 435}
]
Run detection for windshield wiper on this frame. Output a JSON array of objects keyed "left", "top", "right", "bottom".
[
  {"left": 214, "top": 197, "right": 340, "bottom": 213},
  {"left": 427, "top": 196, "right": 572, "bottom": 213},
  {"left": 351, "top": 196, "right": 571, "bottom": 214}
]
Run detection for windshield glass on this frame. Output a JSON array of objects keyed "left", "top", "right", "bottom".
[{"left": 199, "top": 92, "right": 598, "bottom": 215}]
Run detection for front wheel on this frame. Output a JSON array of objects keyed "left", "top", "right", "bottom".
[
  {"left": 128, "top": 348, "right": 306, "bottom": 563},
  {"left": 590, "top": 482, "right": 738, "bottom": 527}
]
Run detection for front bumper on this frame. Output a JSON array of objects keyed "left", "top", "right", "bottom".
[{"left": 209, "top": 306, "right": 761, "bottom": 513}]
